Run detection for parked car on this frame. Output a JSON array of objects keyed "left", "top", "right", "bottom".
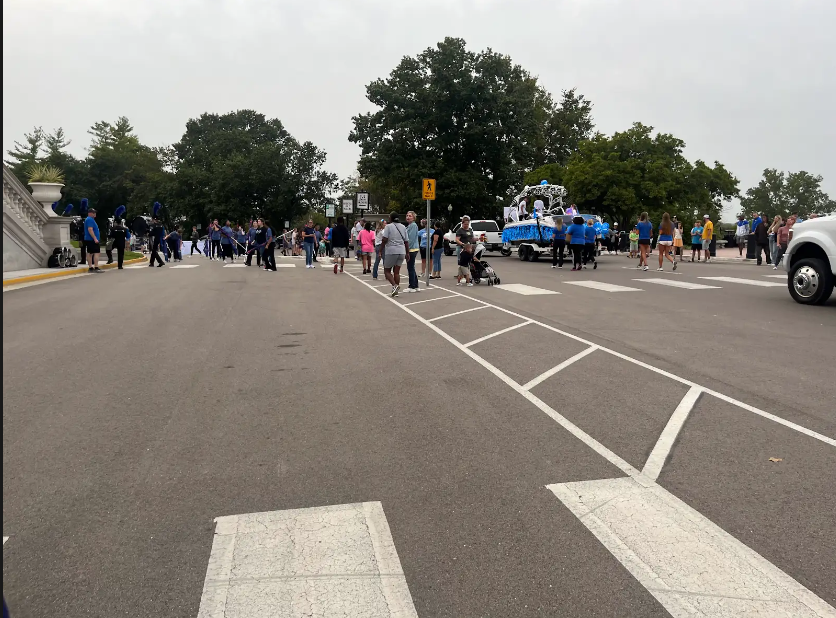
[
  {"left": 783, "top": 215, "right": 836, "bottom": 305},
  {"left": 444, "top": 220, "right": 503, "bottom": 255}
]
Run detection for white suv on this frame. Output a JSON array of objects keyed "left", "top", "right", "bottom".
[
  {"left": 443, "top": 220, "right": 503, "bottom": 255},
  {"left": 783, "top": 214, "right": 836, "bottom": 305}
]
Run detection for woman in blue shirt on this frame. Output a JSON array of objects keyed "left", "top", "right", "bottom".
[
  {"left": 636, "top": 212, "right": 653, "bottom": 271},
  {"left": 583, "top": 219, "right": 598, "bottom": 269},
  {"left": 656, "top": 212, "right": 677, "bottom": 271},
  {"left": 565, "top": 216, "right": 587, "bottom": 271},
  {"left": 551, "top": 220, "right": 567, "bottom": 269},
  {"left": 690, "top": 220, "right": 704, "bottom": 262}
]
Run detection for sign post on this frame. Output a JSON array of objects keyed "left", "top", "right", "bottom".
[
  {"left": 422, "top": 179, "right": 436, "bottom": 288},
  {"left": 356, "top": 192, "right": 369, "bottom": 212},
  {"left": 341, "top": 199, "right": 353, "bottom": 215}
]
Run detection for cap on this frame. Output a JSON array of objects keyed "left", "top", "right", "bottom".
[
  {"left": 88, "top": 208, "right": 97, "bottom": 213},
  {"left": 704, "top": 214, "right": 710, "bottom": 219}
]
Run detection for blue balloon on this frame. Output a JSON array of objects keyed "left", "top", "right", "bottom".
[
  {"left": 593, "top": 221, "right": 603, "bottom": 232},
  {"left": 540, "top": 179, "right": 548, "bottom": 185}
]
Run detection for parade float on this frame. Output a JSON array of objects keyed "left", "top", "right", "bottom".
[{"left": 501, "top": 181, "right": 607, "bottom": 261}]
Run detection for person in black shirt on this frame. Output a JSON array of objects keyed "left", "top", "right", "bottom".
[
  {"left": 330, "top": 216, "right": 350, "bottom": 274},
  {"left": 107, "top": 218, "right": 129, "bottom": 268},
  {"left": 457, "top": 243, "right": 474, "bottom": 287},
  {"left": 148, "top": 217, "right": 165, "bottom": 267},
  {"left": 190, "top": 226, "right": 201, "bottom": 255}
]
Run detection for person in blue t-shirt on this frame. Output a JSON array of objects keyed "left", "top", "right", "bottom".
[
  {"left": 83, "top": 208, "right": 103, "bottom": 272},
  {"left": 209, "top": 220, "right": 221, "bottom": 260},
  {"left": 551, "top": 220, "right": 567, "bottom": 269},
  {"left": 220, "top": 220, "right": 235, "bottom": 262},
  {"left": 636, "top": 213, "right": 653, "bottom": 271},
  {"left": 690, "top": 220, "right": 704, "bottom": 262},
  {"left": 583, "top": 219, "right": 598, "bottom": 269},
  {"left": 565, "top": 216, "right": 587, "bottom": 271}
]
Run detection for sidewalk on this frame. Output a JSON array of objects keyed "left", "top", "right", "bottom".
[{"left": 3, "top": 257, "right": 147, "bottom": 286}]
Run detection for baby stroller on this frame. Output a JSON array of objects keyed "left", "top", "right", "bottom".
[{"left": 470, "top": 238, "right": 501, "bottom": 285}]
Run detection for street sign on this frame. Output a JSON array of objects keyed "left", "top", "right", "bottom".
[
  {"left": 422, "top": 178, "right": 436, "bottom": 201},
  {"left": 356, "top": 192, "right": 369, "bottom": 210},
  {"left": 325, "top": 204, "right": 336, "bottom": 218},
  {"left": 342, "top": 198, "right": 354, "bottom": 214},
  {"left": 284, "top": 220, "right": 290, "bottom": 229}
]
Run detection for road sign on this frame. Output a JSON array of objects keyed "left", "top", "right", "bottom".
[
  {"left": 284, "top": 220, "right": 290, "bottom": 229},
  {"left": 342, "top": 198, "right": 354, "bottom": 214},
  {"left": 325, "top": 204, "right": 336, "bottom": 218},
  {"left": 356, "top": 192, "right": 369, "bottom": 210},
  {"left": 422, "top": 178, "right": 436, "bottom": 200}
]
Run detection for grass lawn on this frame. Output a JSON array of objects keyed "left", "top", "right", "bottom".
[{"left": 70, "top": 241, "right": 143, "bottom": 262}]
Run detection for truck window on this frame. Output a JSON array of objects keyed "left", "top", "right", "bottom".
[{"left": 471, "top": 221, "right": 499, "bottom": 232}]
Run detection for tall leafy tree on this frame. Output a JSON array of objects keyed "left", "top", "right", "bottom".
[
  {"left": 740, "top": 169, "right": 835, "bottom": 218},
  {"left": 350, "top": 37, "right": 593, "bottom": 222},
  {"left": 5, "top": 126, "right": 44, "bottom": 182},
  {"left": 562, "top": 123, "right": 738, "bottom": 227}
]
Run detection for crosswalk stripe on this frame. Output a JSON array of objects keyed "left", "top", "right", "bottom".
[
  {"left": 764, "top": 274, "right": 786, "bottom": 279},
  {"left": 634, "top": 278, "right": 721, "bottom": 290},
  {"left": 565, "top": 281, "right": 643, "bottom": 292},
  {"left": 494, "top": 283, "right": 560, "bottom": 295},
  {"left": 198, "top": 503, "right": 417, "bottom": 617},
  {"left": 170, "top": 265, "right": 199, "bottom": 269},
  {"left": 698, "top": 276, "right": 784, "bottom": 287},
  {"left": 223, "top": 264, "right": 246, "bottom": 268}
]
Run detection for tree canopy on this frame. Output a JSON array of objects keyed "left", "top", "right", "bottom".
[
  {"left": 561, "top": 123, "right": 739, "bottom": 226},
  {"left": 740, "top": 169, "right": 835, "bottom": 219},
  {"left": 349, "top": 37, "right": 594, "bottom": 222}
]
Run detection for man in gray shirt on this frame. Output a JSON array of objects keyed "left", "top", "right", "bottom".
[{"left": 380, "top": 212, "right": 408, "bottom": 297}]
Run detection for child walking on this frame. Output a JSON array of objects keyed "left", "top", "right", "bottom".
[{"left": 457, "top": 244, "right": 475, "bottom": 287}]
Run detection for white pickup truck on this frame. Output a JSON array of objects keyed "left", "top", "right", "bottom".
[
  {"left": 443, "top": 220, "right": 503, "bottom": 255},
  {"left": 783, "top": 214, "right": 836, "bottom": 305}
]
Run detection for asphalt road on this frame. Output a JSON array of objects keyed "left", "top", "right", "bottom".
[{"left": 3, "top": 251, "right": 835, "bottom": 617}]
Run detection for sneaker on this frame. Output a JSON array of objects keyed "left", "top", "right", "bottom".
[
  {"left": 466, "top": 282, "right": 474, "bottom": 287},
  {"left": 657, "top": 267, "right": 664, "bottom": 271},
  {"left": 334, "top": 264, "right": 338, "bottom": 274},
  {"left": 552, "top": 265, "right": 556, "bottom": 269},
  {"left": 393, "top": 285, "right": 400, "bottom": 297},
  {"left": 593, "top": 262, "right": 598, "bottom": 270},
  {"left": 673, "top": 261, "right": 678, "bottom": 271},
  {"left": 558, "top": 265, "right": 563, "bottom": 269},
  {"left": 413, "top": 287, "right": 421, "bottom": 292},
  {"left": 310, "top": 265, "right": 315, "bottom": 269},
  {"left": 456, "top": 281, "right": 462, "bottom": 286},
  {"left": 404, "top": 288, "right": 415, "bottom": 293},
  {"left": 643, "top": 266, "right": 649, "bottom": 271},
  {"left": 773, "top": 265, "right": 778, "bottom": 270},
  {"left": 88, "top": 267, "right": 95, "bottom": 272},
  {"left": 637, "top": 264, "right": 642, "bottom": 269},
  {"left": 583, "top": 265, "right": 587, "bottom": 269}
]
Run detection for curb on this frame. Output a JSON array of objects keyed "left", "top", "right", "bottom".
[{"left": 3, "top": 257, "right": 148, "bottom": 287}]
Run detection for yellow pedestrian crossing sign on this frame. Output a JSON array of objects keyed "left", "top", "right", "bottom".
[{"left": 422, "top": 178, "right": 436, "bottom": 200}]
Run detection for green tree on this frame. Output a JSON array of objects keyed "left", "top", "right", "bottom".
[
  {"left": 5, "top": 126, "right": 44, "bottom": 181},
  {"left": 349, "top": 37, "right": 593, "bottom": 222},
  {"left": 169, "top": 110, "right": 337, "bottom": 231},
  {"left": 740, "top": 169, "right": 835, "bottom": 219},
  {"left": 562, "top": 123, "right": 738, "bottom": 227}
]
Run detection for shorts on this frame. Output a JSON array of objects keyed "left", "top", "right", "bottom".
[
  {"left": 419, "top": 247, "right": 427, "bottom": 259},
  {"left": 657, "top": 240, "right": 673, "bottom": 246},
  {"left": 333, "top": 247, "right": 348, "bottom": 258},
  {"left": 702, "top": 239, "right": 711, "bottom": 250},
  {"left": 362, "top": 250, "right": 373, "bottom": 256},
  {"left": 638, "top": 239, "right": 650, "bottom": 246},
  {"left": 457, "top": 265, "right": 470, "bottom": 277},
  {"left": 629, "top": 242, "right": 638, "bottom": 252},
  {"left": 85, "top": 240, "right": 101, "bottom": 254},
  {"left": 383, "top": 253, "right": 405, "bottom": 269}
]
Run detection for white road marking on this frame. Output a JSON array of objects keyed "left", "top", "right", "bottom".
[
  {"left": 764, "top": 274, "right": 787, "bottom": 279},
  {"left": 403, "top": 294, "right": 458, "bottom": 306},
  {"left": 642, "top": 386, "right": 702, "bottom": 480},
  {"left": 521, "top": 346, "right": 598, "bottom": 391},
  {"left": 494, "top": 283, "right": 560, "bottom": 295},
  {"left": 170, "top": 265, "right": 200, "bottom": 269},
  {"left": 125, "top": 265, "right": 147, "bottom": 269},
  {"left": 223, "top": 264, "right": 246, "bottom": 268},
  {"left": 197, "top": 502, "right": 417, "bottom": 618},
  {"left": 3, "top": 536, "right": 8, "bottom": 545},
  {"left": 698, "top": 276, "right": 784, "bottom": 287},
  {"left": 565, "top": 281, "right": 643, "bottom": 292},
  {"left": 427, "top": 305, "right": 489, "bottom": 322},
  {"left": 276, "top": 264, "right": 296, "bottom": 268},
  {"left": 463, "top": 321, "right": 533, "bottom": 348},
  {"left": 548, "top": 478, "right": 836, "bottom": 618},
  {"left": 633, "top": 278, "right": 721, "bottom": 290},
  {"left": 346, "top": 271, "right": 836, "bottom": 448}
]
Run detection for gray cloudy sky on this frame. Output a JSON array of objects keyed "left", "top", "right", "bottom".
[{"left": 4, "top": 0, "right": 834, "bottom": 220}]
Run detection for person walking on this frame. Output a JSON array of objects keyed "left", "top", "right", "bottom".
[
  {"left": 609, "top": 223, "right": 620, "bottom": 255},
  {"left": 767, "top": 215, "right": 783, "bottom": 265},
  {"left": 753, "top": 213, "right": 771, "bottom": 265},
  {"left": 353, "top": 219, "right": 364, "bottom": 261},
  {"left": 403, "top": 211, "right": 421, "bottom": 292},
  {"left": 457, "top": 243, "right": 475, "bottom": 287},
  {"left": 109, "top": 217, "right": 129, "bottom": 269},
  {"left": 673, "top": 222, "right": 684, "bottom": 261},
  {"left": 430, "top": 221, "right": 444, "bottom": 279},
  {"left": 690, "top": 220, "right": 703, "bottom": 262},
  {"left": 701, "top": 214, "right": 714, "bottom": 264},
  {"left": 148, "top": 217, "right": 166, "bottom": 267},
  {"left": 551, "top": 217, "right": 567, "bottom": 269},
  {"left": 566, "top": 215, "right": 586, "bottom": 271},
  {"left": 323, "top": 224, "right": 332, "bottom": 257},
  {"left": 656, "top": 213, "right": 677, "bottom": 271},
  {"left": 735, "top": 214, "right": 749, "bottom": 256},
  {"left": 303, "top": 219, "right": 316, "bottom": 268},
  {"left": 246, "top": 222, "right": 261, "bottom": 266},
  {"left": 773, "top": 216, "right": 795, "bottom": 269},
  {"left": 236, "top": 225, "right": 247, "bottom": 257},
  {"left": 359, "top": 221, "right": 376, "bottom": 274},
  {"left": 210, "top": 220, "right": 221, "bottom": 260},
  {"left": 455, "top": 216, "right": 475, "bottom": 265},
  {"left": 636, "top": 212, "right": 653, "bottom": 271},
  {"left": 313, "top": 224, "right": 322, "bottom": 262},
  {"left": 83, "top": 208, "right": 103, "bottom": 272},
  {"left": 418, "top": 219, "right": 430, "bottom": 278},
  {"left": 190, "top": 226, "right": 201, "bottom": 256},
  {"left": 220, "top": 220, "right": 235, "bottom": 262},
  {"left": 165, "top": 227, "right": 182, "bottom": 262},
  {"left": 260, "top": 219, "right": 277, "bottom": 271},
  {"left": 380, "top": 212, "right": 408, "bottom": 296},
  {"left": 331, "top": 216, "right": 350, "bottom": 274},
  {"left": 372, "top": 220, "right": 385, "bottom": 279},
  {"left": 583, "top": 218, "right": 597, "bottom": 269}
]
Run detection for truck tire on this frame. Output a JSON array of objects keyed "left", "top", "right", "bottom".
[
  {"left": 531, "top": 250, "right": 540, "bottom": 262},
  {"left": 518, "top": 245, "right": 529, "bottom": 261},
  {"left": 500, "top": 248, "right": 512, "bottom": 257},
  {"left": 788, "top": 258, "right": 834, "bottom": 305}
]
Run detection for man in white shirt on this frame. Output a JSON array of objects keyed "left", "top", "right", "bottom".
[
  {"left": 518, "top": 199, "right": 528, "bottom": 220},
  {"left": 353, "top": 220, "right": 364, "bottom": 260}
]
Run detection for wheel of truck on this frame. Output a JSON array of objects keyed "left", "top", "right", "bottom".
[
  {"left": 500, "top": 248, "right": 512, "bottom": 257},
  {"left": 518, "top": 245, "right": 529, "bottom": 261},
  {"left": 531, "top": 250, "right": 540, "bottom": 262},
  {"left": 788, "top": 258, "right": 834, "bottom": 305}
]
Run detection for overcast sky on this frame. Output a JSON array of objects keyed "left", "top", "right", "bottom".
[{"left": 4, "top": 0, "right": 834, "bottom": 220}]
